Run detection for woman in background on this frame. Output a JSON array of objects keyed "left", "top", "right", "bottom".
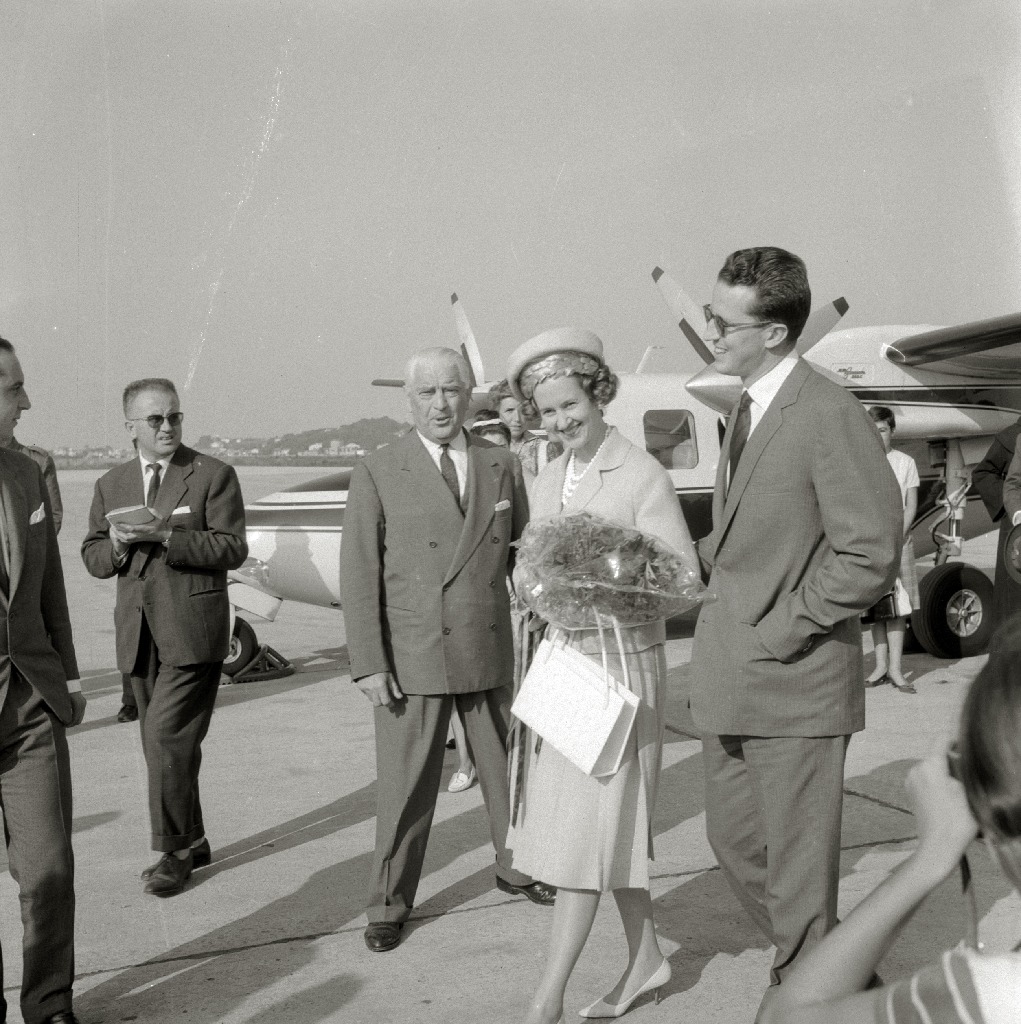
[
  {"left": 505, "top": 328, "right": 697, "bottom": 1024},
  {"left": 864, "top": 406, "right": 920, "bottom": 693}
]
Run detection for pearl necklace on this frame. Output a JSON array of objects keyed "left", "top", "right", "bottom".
[{"left": 561, "top": 427, "right": 611, "bottom": 506}]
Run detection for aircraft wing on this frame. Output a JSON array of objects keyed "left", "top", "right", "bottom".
[{"left": 884, "top": 311, "right": 1021, "bottom": 376}]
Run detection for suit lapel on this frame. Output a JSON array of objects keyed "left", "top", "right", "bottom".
[
  {"left": 561, "top": 426, "right": 626, "bottom": 513},
  {"left": 153, "top": 448, "right": 193, "bottom": 522},
  {"left": 716, "top": 360, "right": 811, "bottom": 545},
  {"left": 4, "top": 462, "right": 29, "bottom": 602},
  {"left": 445, "top": 437, "right": 500, "bottom": 584},
  {"left": 0, "top": 459, "right": 15, "bottom": 607},
  {"left": 400, "top": 431, "right": 464, "bottom": 516}
]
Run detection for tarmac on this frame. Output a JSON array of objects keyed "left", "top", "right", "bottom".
[{"left": 2, "top": 468, "right": 1015, "bottom": 1024}]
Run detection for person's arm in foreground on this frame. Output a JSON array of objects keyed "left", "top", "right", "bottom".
[{"left": 759, "top": 756, "right": 979, "bottom": 1024}]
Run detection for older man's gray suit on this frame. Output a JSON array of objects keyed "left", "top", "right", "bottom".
[
  {"left": 340, "top": 429, "right": 532, "bottom": 923},
  {"left": 689, "top": 359, "right": 901, "bottom": 985},
  {"left": 0, "top": 448, "right": 80, "bottom": 1024}
]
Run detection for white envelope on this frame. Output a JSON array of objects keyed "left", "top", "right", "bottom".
[
  {"left": 495, "top": 499, "right": 511, "bottom": 512},
  {"left": 171, "top": 505, "right": 191, "bottom": 516},
  {"left": 29, "top": 502, "right": 46, "bottom": 525}
]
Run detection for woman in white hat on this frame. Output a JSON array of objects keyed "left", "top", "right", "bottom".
[{"left": 505, "top": 328, "right": 697, "bottom": 1024}]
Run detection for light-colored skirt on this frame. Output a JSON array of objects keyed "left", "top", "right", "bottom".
[{"left": 505, "top": 631, "right": 666, "bottom": 892}]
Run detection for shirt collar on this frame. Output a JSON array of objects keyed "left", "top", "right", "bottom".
[
  {"left": 417, "top": 429, "right": 468, "bottom": 457},
  {"left": 746, "top": 353, "right": 801, "bottom": 411},
  {"left": 139, "top": 453, "right": 173, "bottom": 474}
]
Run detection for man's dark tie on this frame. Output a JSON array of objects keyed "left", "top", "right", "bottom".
[
  {"left": 729, "top": 391, "right": 753, "bottom": 479},
  {"left": 146, "top": 463, "right": 162, "bottom": 508},
  {"left": 439, "top": 444, "right": 462, "bottom": 512}
]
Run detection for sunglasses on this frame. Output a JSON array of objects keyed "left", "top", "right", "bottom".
[{"left": 129, "top": 413, "right": 184, "bottom": 430}]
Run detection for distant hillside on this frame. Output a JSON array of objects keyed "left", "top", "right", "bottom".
[{"left": 196, "top": 416, "right": 409, "bottom": 454}]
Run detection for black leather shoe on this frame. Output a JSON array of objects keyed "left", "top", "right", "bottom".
[
  {"left": 144, "top": 851, "right": 193, "bottom": 896},
  {"left": 364, "top": 921, "right": 403, "bottom": 952},
  {"left": 865, "top": 674, "right": 889, "bottom": 688},
  {"left": 43, "top": 1012, "right": 81, "bottom": 1024},
  {"left": 141, "top": 838, "right": 211, "bottom": 880},
  {"left": 117, "top": 704, "right": 139, "bottom": 722},
  {"left": 496, "top": 876, "right": 556, "bottom": 906}
]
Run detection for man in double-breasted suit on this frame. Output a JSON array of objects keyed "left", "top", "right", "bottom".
[
  {"left": 340, "top": 346, "right": 553, "bottom": 953},
  {"left": 688, "top": 249, "right": 901, "bottom": 1004},
  {"left": 0, "top": 337, "right": 86, "bottom": 1024},
  {"left": 82, "top": 378, "right": 247, "bottom": 897}
]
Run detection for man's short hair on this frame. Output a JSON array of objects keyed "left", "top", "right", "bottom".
[
  {"left": 123, "top": 378, "right": 178, "bottom": 416},
  {"left": 403, "top": 348, "right": 472, "bottom": 390},
  {"left": 0, "top": 336, "right": 15, "bottom": 355},
  {"left": 718, "top": 247, "right": 811, "bottom": 345}
]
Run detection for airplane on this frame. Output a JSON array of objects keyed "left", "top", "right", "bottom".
[{"left": 222, "top": 281, "right": 1021, "bottom": 677}]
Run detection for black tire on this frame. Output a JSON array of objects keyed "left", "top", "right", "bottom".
[
  {"left": 222, "top": 618, "right": 259, "bottom": 676},
  {"left": 911, "top": 562, "right": 995, "bottom": 659}
]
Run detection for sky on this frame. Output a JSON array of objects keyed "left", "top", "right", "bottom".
[{"left": 1, "top": 0, "right": 1019, "bottom": 449}]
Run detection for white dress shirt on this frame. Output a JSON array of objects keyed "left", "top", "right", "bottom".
[
  {"left": 417, "top": 430, "right": 468, "bottom": 502},
  {"left": 744, "top": 354, "right": 801, "bottom": 435}
]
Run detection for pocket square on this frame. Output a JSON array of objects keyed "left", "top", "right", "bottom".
[
  {"left": 170, "top": 505, "right": 191, "bottom": 516},
  {"left": 29, "top": 502, "right": 46, "bottom": 525},
  {"left": 495, "top": 499, "right": 511, "bottom": 512}
]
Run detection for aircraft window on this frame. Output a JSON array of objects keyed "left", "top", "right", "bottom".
[{"left": 643, "top": 410, "right": 698, "bottom": 470}]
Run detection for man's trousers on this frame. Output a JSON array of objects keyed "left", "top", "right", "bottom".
[
  {"left": 367, "top": 686, "right": 531, "bottom": 924},
  {"left": 131, "top": 619, "right": 221, "bottom": 852},
  {"left": 702, "top": 733, "right": 850, "bottom": 986},
  {"left": 0, "top": 670, "right": 75, "bottom": 1024}
]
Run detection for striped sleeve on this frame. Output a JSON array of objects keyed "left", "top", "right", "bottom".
[{"left": 870, "top": 948, "right": 1021, "bottom": 1024}]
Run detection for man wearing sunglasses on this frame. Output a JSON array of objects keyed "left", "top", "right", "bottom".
[
  {"left": 82, "top": 378, "right": 247, "bottom": 897},
  {"left": 687, "top": 248, "right": 902, "bottom": 1011}
]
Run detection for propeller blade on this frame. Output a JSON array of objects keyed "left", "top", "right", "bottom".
[
  {"left": 371, "top": 378, "right": 405, "bottom": 388},
  {"left": 451, "top": 293, "right": 485, "bottom": 389},
  {"left": 652, "top": 266, "right": 714, "bottom": 364},
  {"left": 798, "top": 297, "right": 849, "bottom": 354}
]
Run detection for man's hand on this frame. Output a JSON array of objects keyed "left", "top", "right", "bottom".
[
  {"left": 110, "top": 516, "right": 172, "bottom": 555},
  {"left": 68, "top": 692, "right": 87, "bottom": 728},
  {"left": 355, "top": 672, "right": 404, "bottom": 707}
]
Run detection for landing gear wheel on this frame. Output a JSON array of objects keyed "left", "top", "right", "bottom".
[
  {"left": 911, "top": 562, "right": 994, "bottom": 659},
  {"left": 223, "top": 618, "right": 259, "bottom": 677}
]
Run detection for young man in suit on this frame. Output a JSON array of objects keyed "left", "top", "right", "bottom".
[
  {"left": 340, "top": 347, "right": 553, "bottom": 954},
  {"left": 82, "top": 378, "right": 247, "bottom": 896},
  {"left": 0, "top": 337, "right": 86, "bottom": 1024},
  {"left": 687, "top": 249, "right": 902, "bottom": 1006}
]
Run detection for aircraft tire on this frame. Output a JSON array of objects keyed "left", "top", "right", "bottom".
[
  {"left": 911, "top": 562, "right": 994, "bottom": 659},
  {"left": 223, "top": 617, "right": 259, "bottom": 676}
]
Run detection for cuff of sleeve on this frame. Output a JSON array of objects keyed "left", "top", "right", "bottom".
[
  {"left": 1013, "top": 511, "right": 1021, "bottom": 527},
  {"left": 66, "top": 679, "right": 82, "bottom": 694}
]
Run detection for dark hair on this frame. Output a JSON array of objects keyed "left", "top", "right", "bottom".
[
  {"left": 580, "top": 363, "right": 619, "bottom": 406},
  {"left": 488, "top": 380, "right": 515, "bottom": 406},
  {"left": 718, "top": 247, "right": 811, "bottom": 345},
  {"left": 123, "top": 378, "right": 178, "bottom": 416},
  {"left": 471, "top": 421, "right": 511, "bottom": 445},
  {"left": 867, "top": 405, "right": 896, "bottom": 431},
  {"left": 0, "top": 335, "right": 14, "bottom": 355},
  {"left": 958, "top": 619, "right": 1021, "bottom": 840},
  {"left": 472, "top": 408, "right": 500, "bottom": 423}
]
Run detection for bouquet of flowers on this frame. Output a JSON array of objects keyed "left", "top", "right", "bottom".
[{"left": 513, "top": 511, "right": 707, "bottom": 629}]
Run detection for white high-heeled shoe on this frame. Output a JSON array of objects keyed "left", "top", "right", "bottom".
[{"left": 578, "top": 958, "right": 671, "bottom": 1018}]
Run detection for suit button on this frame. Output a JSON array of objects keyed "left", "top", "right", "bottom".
[
  {"left": 429, "top": 541, "right": 438, "bottom": 548},
  {"left": 489, "top": 623, "right": 497, "bottom": 631},
  {"left": 492, "top": 536, "right": 499, "bottom": 544},
  {"left": 489, "top": 580, "right": 496, "bottom": 588},
  {"left": 442, "top": 627, "right": 451, "bottom": 636}
]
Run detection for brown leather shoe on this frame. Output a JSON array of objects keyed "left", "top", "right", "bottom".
[
  {"left": 364, "top": 921, "right": 403, "bottom": 952},
  {"left": 144, "top": 851, "right": 193, "bottom": 896},
  {"left": 496, "top": 876, "right": 556, "bottom": 906},
  {"left": 141, "top": 838, "right": 211, "bottom": 879}
]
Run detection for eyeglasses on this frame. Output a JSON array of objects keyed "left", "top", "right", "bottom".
[
  {"left": 129, "top": 413, "right": 184, "bottom": 430},
  {"left": 703, "top": 304, "right": 772, "bottom": 339}
]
